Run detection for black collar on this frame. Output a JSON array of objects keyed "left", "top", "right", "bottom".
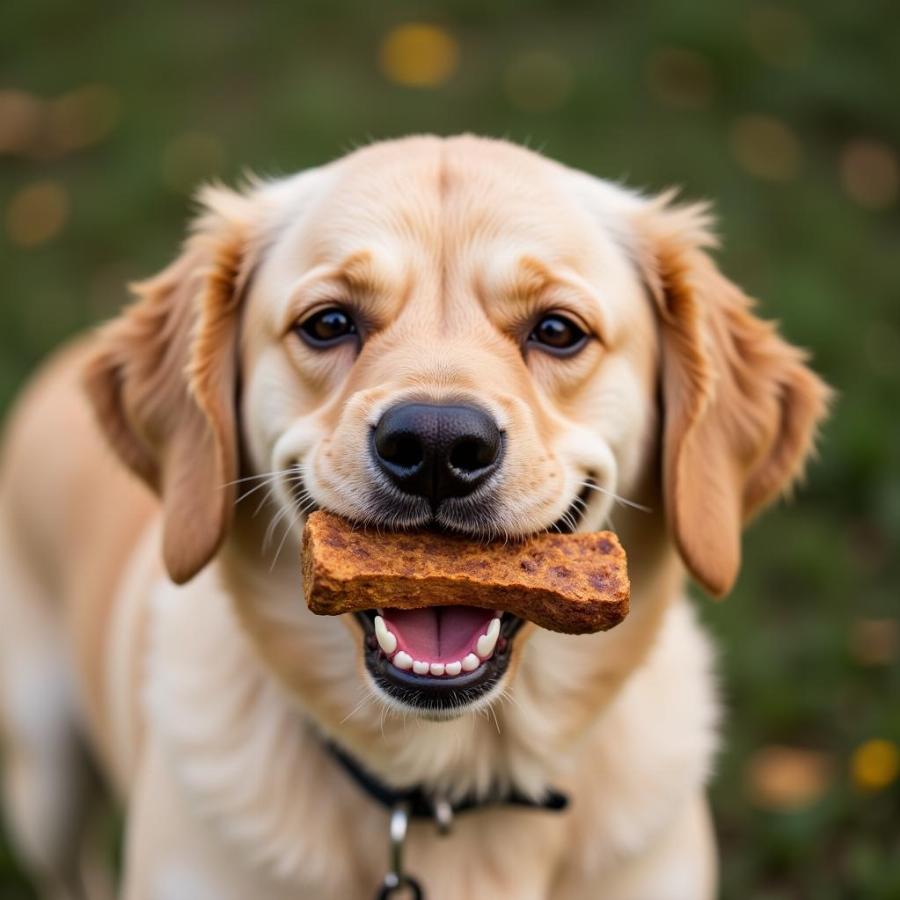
[{"left": 326, "top": 740, "right": 570, "bottom": 821}]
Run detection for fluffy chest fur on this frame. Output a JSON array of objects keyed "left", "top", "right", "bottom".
[{"left": 134, "top": 552, "right": 717, "bottom": 897}]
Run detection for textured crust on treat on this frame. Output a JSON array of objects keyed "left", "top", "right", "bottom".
[{"left": 301, "top": 510, "right": 630, "bottom": 635}]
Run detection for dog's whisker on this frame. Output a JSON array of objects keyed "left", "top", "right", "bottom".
[
  {"left": 269, "top": 494, "right": 318, "bottom": 570},
  {"left": 263, "top": 500, "right": 296, "bottom": 553},
  {"left": 552, "top": 504, "right": 580, "bottom": 534},
  {"left": 578, "top": 480, "right": 652, "bottom": 513},
  {"left": 488, "top": 702, "right": 502, "bottom": 735},
  {"left": 253, "top": 485, "right": 277, "bottom": 518},
  {"left": 224, "top": 469, "right": 293, "bottom": 488},
  {"left": 340, "top": 692, "right": 374, "bottom": 725},
  {"left": 235, "top": 475, "right": 283, "bottom": 506},
  {"left": 498, "top": 686, "right": 525, "bottom": 715},
  {"left": 270, "top": 507, "right": 302, "bottom": 571}
]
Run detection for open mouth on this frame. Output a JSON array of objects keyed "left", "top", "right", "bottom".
[
  {"left": 355, "top": 607, "right": 525, "bottom": 712},
  {"left": 351, "top": 482, "right": 594, "bottom": 712}
]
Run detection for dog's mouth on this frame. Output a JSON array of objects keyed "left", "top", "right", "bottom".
[
  {"left": 353, "top": 481, "right": 593, "bottom": 713},
  {"left": 356, "top": 607, "right": 525, "bottom": 712}
]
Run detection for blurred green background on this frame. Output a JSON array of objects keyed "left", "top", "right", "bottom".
[{"left": 1, "top": 1, "right": 898, "bottom": 897}]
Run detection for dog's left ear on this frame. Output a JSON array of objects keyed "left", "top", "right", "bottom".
[
  {"left": 84, "top": 185, "right": 262, "bottom": 584},
  {"left": 634, "top": 196, "right": 832, "bottom": 597}
]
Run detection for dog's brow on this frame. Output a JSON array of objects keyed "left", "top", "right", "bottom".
[
  {"left": 509, "top": 255, "right": 560, "bottom": 301},
  {"left": 338, "top": 250, "right": 389, "bottom": 295},
  {"left": 496, "top": 253, "right": 608, "bottom": 342}
]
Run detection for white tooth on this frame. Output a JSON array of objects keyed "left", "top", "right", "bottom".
[
  {"left": 374, "top": 616, "right": 397, "bottom": 654},
  {"left": 412, "top": 660, "right": 430, "bottom": 675},
  {"left": 393, "top": 651, "right": 413, "bottom": 670},
  {"left": 445, "top": 661, "right": 462, "bottom": 677},
  {"left": 461, "top": 653, "right": 480, "bottom": 672},
  {"left": 476, "top": 617, "right": 501, "bottom": 658},
  {"left": 430, "top": 663, "right": 445, "bottom": 676}
]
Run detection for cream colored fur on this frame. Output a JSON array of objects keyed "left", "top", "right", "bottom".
[{"left": 0, "top": 135, "right": 829, "bottom": 899}]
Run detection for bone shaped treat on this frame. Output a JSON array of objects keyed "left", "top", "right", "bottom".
[{"left": 301, "top": 511, "right": 630, "bottom": 634}]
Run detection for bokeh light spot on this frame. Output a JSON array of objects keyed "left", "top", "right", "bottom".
[
  {"left": 730, "top": 114, "right": 801, "bottom": 181},
  {"left": 45, "top": 84, "right": 120, "bottom": 155},
  {"left": 839, "top": 139, "right": 899, "bottom": 210},
  {"left": 162, "top": 132, "right": 227, "bottom": 192},
  {"left": 504, "top": 51, "right": 574, "bottom": 113},
  {"left": 745, "top": 6, "right": 812, "bottom": 69},
  {"left": 0, "top": 89, "right": 43, "bottom": 155},
  {"left": 645, "top": 48, "right": 714, "bottom": 110},
  {"left": 851, "top": 739, "right": 900, "bottom": 792},
  {"left": 5, "top": 180, "right": 69, "bottom": 247},
  {"left": 850, "top": 618, "right": 898, "bottom": 666},
  {"left": 379, "top": 23, "right": 459, "bottom": 88},
  {"left": 745, "top": 745, "right": 832, "bottom": 811}
]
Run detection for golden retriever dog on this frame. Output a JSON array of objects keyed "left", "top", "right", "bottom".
[{"left": 0, "top": 135, "right": 829, "bottom": 899}]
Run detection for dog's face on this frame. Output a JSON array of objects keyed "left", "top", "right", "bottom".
[
  {"left": 236, "top": 139, "right": 659, "bottom": 713},
  {"left": 86, "top": 136, "right": 829, "bottom": 725}
]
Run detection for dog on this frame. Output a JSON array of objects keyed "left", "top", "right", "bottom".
[{"left": 0, "top": 135, "right": 830, "bottom": 899}]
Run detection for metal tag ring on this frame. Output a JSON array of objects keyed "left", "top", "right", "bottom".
[{"left": 377, "top": 872, "right": 424, "bottom": 899}]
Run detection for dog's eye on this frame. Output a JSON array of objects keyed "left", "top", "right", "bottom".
[
  {"left": 297, "top": 307, "right": 358, "bottom": 347},
  {"left": 528, "top": 314, "right": 588, "bottom": 355}
]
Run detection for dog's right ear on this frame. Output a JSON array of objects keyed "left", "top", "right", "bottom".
[{"left": 84, "top": 185, "right": 262, "bottom": 584}]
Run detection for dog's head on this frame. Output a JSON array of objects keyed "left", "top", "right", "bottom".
[{"left": 85, "top": 136, "right": 829, "bottom": 722}]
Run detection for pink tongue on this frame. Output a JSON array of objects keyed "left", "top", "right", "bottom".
[{"left": 381, "top": 606, "right": 495, "bottom": 663}]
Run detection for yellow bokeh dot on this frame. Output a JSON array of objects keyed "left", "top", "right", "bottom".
[
  {"left": 379, "top": 23, "right": 459, "bottom": 88},
  {"left": 851, "top": 739, "right": 900, "bottom": 792},
  {"left": 6, "top": 179, "right": 69, "bottom": 247}
]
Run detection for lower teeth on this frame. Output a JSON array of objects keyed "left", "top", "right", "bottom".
[{"left": 374, "top": 614, "right": 503, "bottom": 677}]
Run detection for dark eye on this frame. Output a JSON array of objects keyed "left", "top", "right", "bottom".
[
  {"left": 297, "top": 307, "right": 358, "bottom": 347},
  {"left": 528, "top": 313, "right": 588, "bottom": 355}
]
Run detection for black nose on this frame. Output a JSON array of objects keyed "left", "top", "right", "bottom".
[{"left": 372, "top": 403, "right": 503, "bottom": 507}]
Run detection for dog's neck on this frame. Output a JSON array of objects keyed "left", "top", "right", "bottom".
[{"left": 208, "top": 498, "right": 683, "bottom": 800}]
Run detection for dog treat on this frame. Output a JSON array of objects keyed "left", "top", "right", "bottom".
[{"left": 302, "top": 510, "right": 629, "bottom": 634}]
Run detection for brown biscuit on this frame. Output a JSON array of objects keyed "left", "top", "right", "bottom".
[{"left": 301, "top": 510, "right": 630, "bottom": 635}]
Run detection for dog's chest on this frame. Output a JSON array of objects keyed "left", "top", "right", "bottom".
[{"left": 139, "top": 571, "right": 717, "bottom": 897}]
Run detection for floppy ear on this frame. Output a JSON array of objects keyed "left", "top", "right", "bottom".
[
  {"left": 84, "top": 185, "right": 261, "bottom": 584},
  {"left": 635, "top": 196, "right": 831, "bottom": 597}
]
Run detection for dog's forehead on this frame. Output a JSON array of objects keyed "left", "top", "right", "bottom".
[
  {"left": 256, "top": 137, "right": 647, "bottom": 337},
  {"left": 282, "top": 138, "right": 625, "bottom": 265}
]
